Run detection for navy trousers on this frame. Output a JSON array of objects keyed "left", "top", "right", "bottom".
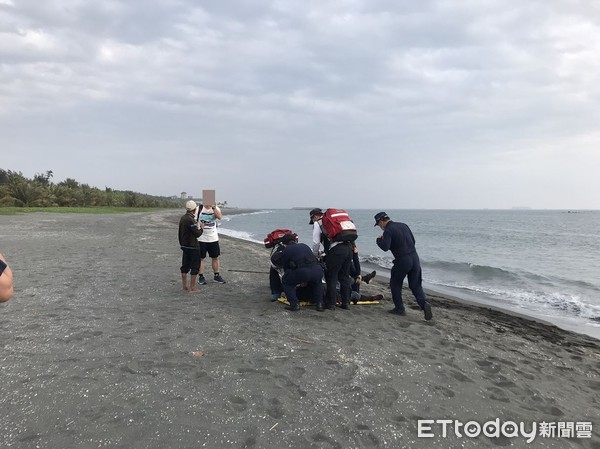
[
  {"left": 282, "top": 265, "right": 324, "bottom": 308},
  {"left": 390, "top": 252, "right": 427, "bottom": 312},
  {"left": 324, "top": 243, "right": 353, "bottom": 307}
]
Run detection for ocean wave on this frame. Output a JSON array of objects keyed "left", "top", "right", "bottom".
[
  {"left": 424, "top": 260, "right": 520, "bottom": 282},
  {"left": 429, "top": 280, "right": 600, "bottom": 321},
  {"left": 218, "top": 228, "right": 263, "bottom": 244},
  {"left": 220, "top": 210, "right": 273, "bottom": 223},
  {"left": 358, "top": 255, "right": 600, "bottom": 322}
]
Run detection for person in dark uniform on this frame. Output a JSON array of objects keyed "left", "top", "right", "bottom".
[
  {"left": 270, "top": 234, "right": 324, "bottom": 311},
  {"left": 374, "top": 212, "right": 433, "bottom": 320},
  {"left": 309, "top": 208, "right": 353, "bottom": 311}
]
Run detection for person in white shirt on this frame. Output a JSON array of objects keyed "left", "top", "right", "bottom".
[{"left": 196, "top": 204, "right": 226, "bottom": 284}]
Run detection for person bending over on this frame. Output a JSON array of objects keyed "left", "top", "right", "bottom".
[
  {"left": 374, "top": 212, "right": 432, "bottom": 320},
  {"left": 271, "top": 234, "right": 324, "bottom": 312}
]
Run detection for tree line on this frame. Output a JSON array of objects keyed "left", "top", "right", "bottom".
[{"left": 0, "top": 169, "right": 179, "bottom": 208}]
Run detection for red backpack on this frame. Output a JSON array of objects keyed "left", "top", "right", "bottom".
[
  {"left": 321, "top": 209, "right": 357, "bottom": 242},
  {"left": 264, "top": 229, "right": 298, "bottom": 248}
]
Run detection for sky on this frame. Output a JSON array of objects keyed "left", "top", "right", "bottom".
[{"left": 1, "top": 0, "right": 599, "bottom": 209}]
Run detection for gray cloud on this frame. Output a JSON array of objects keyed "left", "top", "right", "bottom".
[{"left": 1, "top": 0, "right": 599, "bottom": 208}]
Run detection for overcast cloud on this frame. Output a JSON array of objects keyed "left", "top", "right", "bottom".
[{"left": 1, "top": 0, "right": 599, "bottom": 209}]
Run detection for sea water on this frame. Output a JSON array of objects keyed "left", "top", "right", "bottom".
[{"left": 218, "top": 209, "right": 600, "bottom": 339}]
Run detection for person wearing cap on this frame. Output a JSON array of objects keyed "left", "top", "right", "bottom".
[
  {"left": 374, "top": 212, "right": 433, "bottom": 320},
  {"left": 270, "top": 233, "right": 324, "bottom": 312},
  {"left": 308, "top": 208, "right": 325, "bottom": 257},
  {"left": 309, "top": 208, "right": 353, "bottom": 311},
  {"left": 0, "top": 252, "right": 14, "bottom": 302},
  {"left": 178, "top": 200, "right": 204, "bottom": 292}
]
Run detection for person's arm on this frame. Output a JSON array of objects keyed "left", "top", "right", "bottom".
[
  {"left": 213, "top": 206, "right": 222, "bottom": 220},
  {"left": 311, "top": 223, "right": 322, "bottom": 256},
  {"left": 0, "top": 253, "right": 14, "bottom": 303},
  {"left": 376, "top": 228, "right": 392, "bottom": 252},
  {"left": 270, "top": 245, "right": 286, "bottom": 268}
]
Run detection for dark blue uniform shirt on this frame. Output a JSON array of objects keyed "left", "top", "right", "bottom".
[{"left": 376, "top": 221, "right": 417, "bottom": 260}]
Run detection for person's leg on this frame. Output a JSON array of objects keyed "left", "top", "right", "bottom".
[
  {"left": 198, "top": 243, "right": 207, "bottom": 284},
  {"left": 390, "top": 261, "right": 408, "bottom": 313},
  {"left": 407, "top": 254, "right": 432, "bottom": 320},
  {"left": 324, "top": 248, "right": 344, "bottom": 309},
  {"left": 282, "top": 270, "right": 303, "bottom": 311},
  {"left": 209, "top": 242, "right": 226, "bottom": 283},
  {"left": 337, "top": 245, "right": 353, "bottom": 308},
  {"left": 406, "top": 266, "right": 426, "bottom": 309},
  {"left": 305, "top": 265, "right": 324, "bottom": 308},
  {"left": 269, "top": 267, "right": 283, "bottom": 299},
  {"left": 181, "top": 273, "right": 188, "bottom": 291},
  {"left": 189, "top": 249, "right": 201, "bottom": 292},
  {"left": 282, "top": 283, "right": 300, "bottom": 310},
  {"left": 181, "top": 249, "right": 191, "bottom": 291}
]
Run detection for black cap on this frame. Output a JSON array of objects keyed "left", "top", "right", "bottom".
[
  {"left": 374, "top": 211, "right": 389, "bottom": 226},
  {"left": 309, "top": 208, "right": 323, "bottom": 224}
]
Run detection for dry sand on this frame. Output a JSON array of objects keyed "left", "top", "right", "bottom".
[{"left": 1, "top": 210, "right": 599, "bottom": 449}]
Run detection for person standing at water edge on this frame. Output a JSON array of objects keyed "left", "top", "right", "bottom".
[
  {"left": 179, "top": 201, "right": 203, "bottom": 292},
  {"left": 196, "top": 204, "right": 226, "bottom": 284},
  {"left": 0, "top": 252, "right": 14, "bottom": 302},
  {"left": 374, "top": 212, "right": 433, "bottom": 320}
]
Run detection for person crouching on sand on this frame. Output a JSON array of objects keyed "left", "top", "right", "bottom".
[
  {"left": 178, "top": 201, "right": 203, "bottom": 292},
  {"left": 270, "top": 233, "right": 324, "bottom": 312}
]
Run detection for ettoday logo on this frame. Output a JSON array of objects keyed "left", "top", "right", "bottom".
[{"left": 418, "top": 419, "right": 593, "bottom": 443}]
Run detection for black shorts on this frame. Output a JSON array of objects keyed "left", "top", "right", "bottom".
[
  {"left": 199, "top": 241, "right": 220, "bottom": 258},
  {"left": 181, "top": 247, "right": 200, "bottom": 275}
]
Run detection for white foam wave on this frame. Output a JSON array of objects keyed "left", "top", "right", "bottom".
[
  {"left": 427, "top": 278, "right": 600, "bottom": 320},
  {"left": 218, "top": 227, "right": 263, "bottom": 244}
]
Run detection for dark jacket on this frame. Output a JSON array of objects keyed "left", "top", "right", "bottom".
[
  {"left": 376, "top": 221, "right": 417, "bottom": 259},
  {"left": 179, "top": 211, "right": 203, "bottom": 249},
  {"left": 271, "top": 242, "right": 319, "bottom": 271}
]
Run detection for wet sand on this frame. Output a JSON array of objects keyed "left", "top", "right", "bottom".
[{"left": 1, "top": 210, "right": 599, "bottom": 448}]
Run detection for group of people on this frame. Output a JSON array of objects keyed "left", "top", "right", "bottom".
[
  {"left": 268, "top": 209, "right": 433, "bottom": 320},
  {"left": 178, "top": 200, "right": 226, "bottom": 293},
  {"left": 178, "top": 202, "right": 433, "bottom": 321}
]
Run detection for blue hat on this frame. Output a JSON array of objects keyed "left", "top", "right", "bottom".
[{"left": 374, "top": 211, "right": 389, "bottom": 226}]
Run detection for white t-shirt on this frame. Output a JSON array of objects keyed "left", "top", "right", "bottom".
[{"left": 197, "top": 206, "right": 220, "bottom": 243}]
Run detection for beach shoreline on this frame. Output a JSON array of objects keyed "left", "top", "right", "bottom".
[{"left": 1, "top": 210, "right": 598, "bottom": 448}]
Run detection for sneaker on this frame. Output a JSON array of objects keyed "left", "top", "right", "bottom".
[
  {"left": 424, "top": 303, "right": 433, "bottom": 321},
  {"left": 213, "top": 274, "right": 226, "bottom": 284},
  {"left": 197, "top": 275, "right": 207, "bottom": 285},
  {"left": 340, "top": 303, "right": 350, "bottom": 310},
  {"left": 285, "top": 304, "right": 300, "bottom": 311},
  {"left": 316, "top": 303, "right": 324, "bottom": 312},
  {"left": 362, "top": 271, "right": 376, "bottom": 284},
  {"left": 271, "top": 293, "right": 281, "bottom": 301},
  {"left": 388, "top": 308, "right": 406, "bottom": 316}
]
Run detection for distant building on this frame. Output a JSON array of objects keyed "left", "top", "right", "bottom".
[{"left": 180, "top": 192, "right": 187, "bottom": 200}]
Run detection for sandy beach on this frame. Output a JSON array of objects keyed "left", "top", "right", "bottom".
[{"left": 1, "top": 210, "right": 599, "bottom": 448}]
